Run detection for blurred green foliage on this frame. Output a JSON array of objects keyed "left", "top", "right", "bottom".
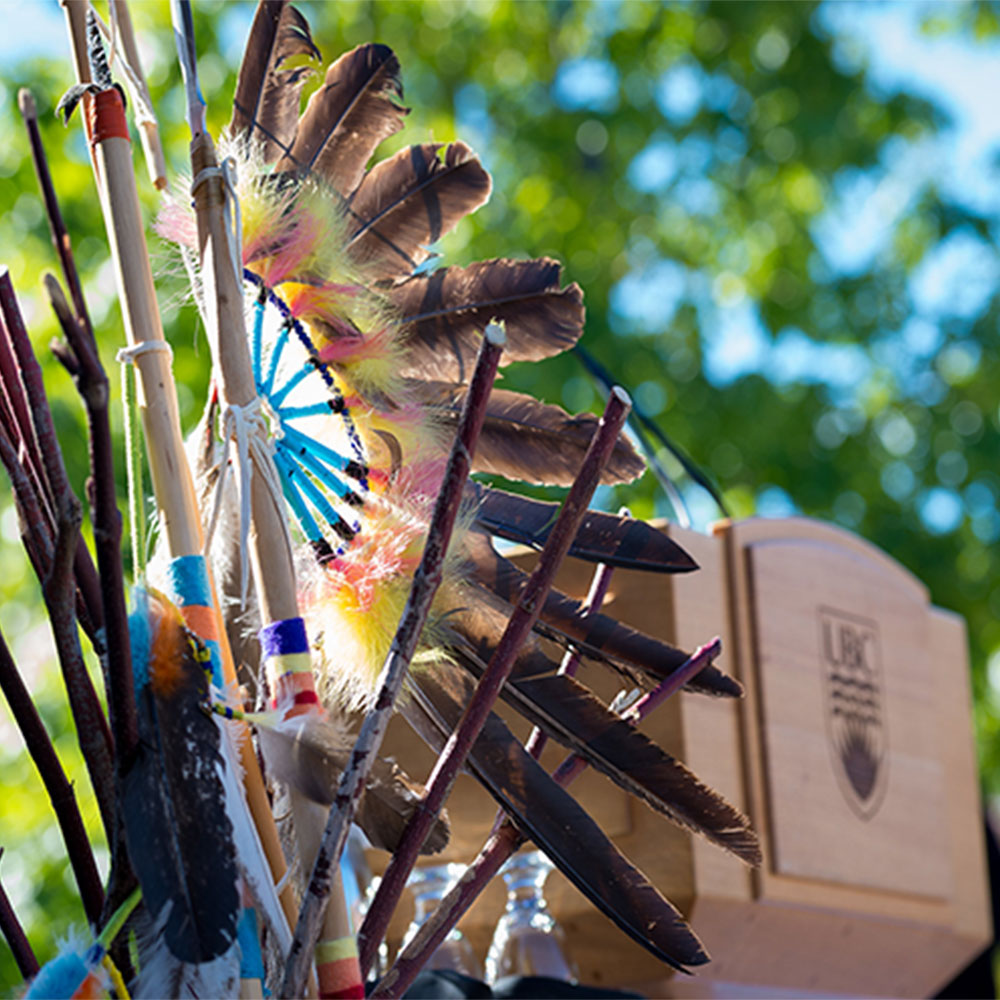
[{"left": 0, "top": 0, "right": 997, "bottom": 988}]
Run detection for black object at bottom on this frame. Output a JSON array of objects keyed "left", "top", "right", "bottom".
[{"left": 392, "top": 970, "right": 644, "bottom": 999}]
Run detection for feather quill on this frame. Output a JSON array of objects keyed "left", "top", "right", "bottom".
[
  {"left": 414, "top": 380, "right": 645, "bottom": 486},
  {"left": 215, "top": 721, "right": 294, "bottom": 959},
  {"left": 230, "top": 0, "right": 321, "bottom": 161},
  {"left": 347, "top": 142, "right": 491, "bottom": 281},
  {"left": 277, "top": 43, "right": 408, "bottom": 195},
  {"left": 391, "top": 257, "right": 584, "bottom": 381},
  {"left": 403, "top": 667, "right": 709, "bottom": 972},
  {"left": 468, "top": 482, "right": 699, "bottom": 573}
]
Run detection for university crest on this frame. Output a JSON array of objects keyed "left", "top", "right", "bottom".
[{"left": 818, "top": 607, "right": 888, "bottom": 820}]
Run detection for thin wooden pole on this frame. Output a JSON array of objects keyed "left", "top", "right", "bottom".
[{"left": 59, "top": 17, "right": 299, "bottom": 962}]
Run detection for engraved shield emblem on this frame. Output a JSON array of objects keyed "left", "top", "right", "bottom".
[{"left": 819, "top": 607, "right": 888, "bottom": 820}]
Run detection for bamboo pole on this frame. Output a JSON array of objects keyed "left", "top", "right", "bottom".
[
  {"left": 172, "top": 1, "right": 347, "bottom": 991},
  {"left": 108, "top": 0, "right": 167, "bottom": 190}
]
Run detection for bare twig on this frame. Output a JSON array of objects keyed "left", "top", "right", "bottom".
[
  {"left": 48, "top": 276, "right": 140, "bottom": 978},
  {"left": 46, "top": 274, "right": 138, "bottom": 765},
  {"left": 0, "top": 413, "right": 54, "bottom": 588},
  {"left": 0, "top": 849, "right": 39, "bottom": 980},
  {"left": 280, "top": 325, "right": 507, "bottom": 999},
  {"left": 0, "top": 267, "right": 103, "bottom": 639},
  {"left": 523, "top": 554, "right": 618, "bottom": 760},
  {"left": 19, "top": 91, "right": 89, "bottom": 328},
  {"left": 0, "top": 628, "right": 105, "bottom": 928},
  {"left": 374, "top": 637, "right": 722, "bottom": 997},
  {"left": 358, "top": 386, "right": 632, "bottom": 976},
  {"left": 0, "top": 270, "right": 116, "bottom": 841}
]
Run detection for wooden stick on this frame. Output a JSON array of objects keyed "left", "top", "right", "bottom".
[
  {"left": 187, "top": 119, "right": 333, "bottom": 998},
  {"left": 523, "top": 555, "right": 618, "bottom": 760},
  {"left": 0, "top": 624, "right": 105, "bottom": 928},
  {"left": 60, "top": 23, "right": 300, "bottom": 961},
  {"left": 61, "top": 0, "right": 91, "bottom": 88},
  {"left": 358, "top": 387, "right": 631, "bottom": 975},
  {"left": 14, "top": 96, "right": 139, "bottom": 966},
  {"left": 374, "top": 637, "right": 722, "bottom": 998},
  {"left": 280, "top": 325, "right": 506, "bottom": 999},
  {"left": 108, "top": 0, "right": 167, "bottom": 190},
  {"left": 0, "top": 269, "right": 103, "bottom": 642},
  {"left": 47, "top": 274, "right": 139, "bottom": 764}
]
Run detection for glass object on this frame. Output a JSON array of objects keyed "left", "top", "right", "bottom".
[
  {"left": 401, "top": 862, "right": 483, "bottom": 978},
  {"left": 485, "top": 849, "right": 576, "bottom": 983},
  {"left": 340, "top": 828, "right": 389, "bottom": 977}
]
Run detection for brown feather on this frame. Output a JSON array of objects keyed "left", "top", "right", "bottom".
[
  {"left": 403, "top": 668, "right": 709, "bottom": 972},
  {"left": 276, "top": 43, "right": 407, "bottom": 194},
  {"left": 346, "top": 142, "right": 491, "bottom": 282},
  {"left": 413, "top": 380, "right": 645, "bottom": 486},
  {"left": 389, "top": 258, "right": 584, "bottom": 381},
  {"left": 451, "top": 539, "right": 742, "bottom": 698},
  {"left": 256, "top": 713, "right": 449, "bottom": 854},
  {"left": 467, "top": 482, "right": 699, "bottom": 573},
  {"left": 230, "top": 1, "right": 321, "bottom": 161},
  {"left": 439, "top": 648, "right": 760, "bottom": 866}
]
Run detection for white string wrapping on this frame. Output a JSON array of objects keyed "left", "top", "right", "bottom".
[
  {"left": 191, "top": 158, "right": 244, "bottom": 289},
  {"left": 116, "top": 340, "right": 174, "bottom": 365},
  {"left": 203, "top": 397, "right": 292, "bottom": 608}
]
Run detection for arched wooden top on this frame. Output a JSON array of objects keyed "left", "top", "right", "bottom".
[{"left": 713, "top": 516, "right": 929, "bottom": 606}]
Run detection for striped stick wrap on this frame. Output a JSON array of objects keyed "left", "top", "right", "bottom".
[{"left": 258, "top": 617, "right": 362, "bottom": 997}]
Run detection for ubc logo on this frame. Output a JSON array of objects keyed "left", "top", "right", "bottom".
[{"left": 818, "top": 607, "right": 887, "bottom": 820}]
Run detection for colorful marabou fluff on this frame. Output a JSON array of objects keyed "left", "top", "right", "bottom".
[{"left": 157, "top": 140, "right": 459, "bottom": 709}]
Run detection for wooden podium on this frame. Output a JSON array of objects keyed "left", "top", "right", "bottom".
[{"left": 373, "top": 517, "right": 991, "bottom": 997}]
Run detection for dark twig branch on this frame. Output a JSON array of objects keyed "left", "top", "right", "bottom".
[
  {"left": 523, "top": 555, "right": 618, "bottom": 761},
  {"left": 49, "top": 279, "right": 139, "bottom": 964},
  {"left": 19, "top": 91, "right": 89, "bottom": 326},
  {"left": 18, "top": 90, "right": 106, "bottom": 644},
  {"left": 359, "top": 386, "right": 632, "bottom": 977},
  {"left": 279, "top": 325, "right": 506, "bottom": 1000},
  {"left": 0, "top": 411, "right": 55, "bottom": 590},
  {"left": 0, "top": 270, "right": 115, "bottom": 842},
  {"left": 46, "top": 274, "right": 138, "bottom": 765},
  {"left": 0, "top": 628, "right": 105, "bottom": 928},
  {"left": 374, "top": 637, "right": 722, "bottom": 998},
  {"left": 0, "top": 849, "right": 39, "bottom": 981}
]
